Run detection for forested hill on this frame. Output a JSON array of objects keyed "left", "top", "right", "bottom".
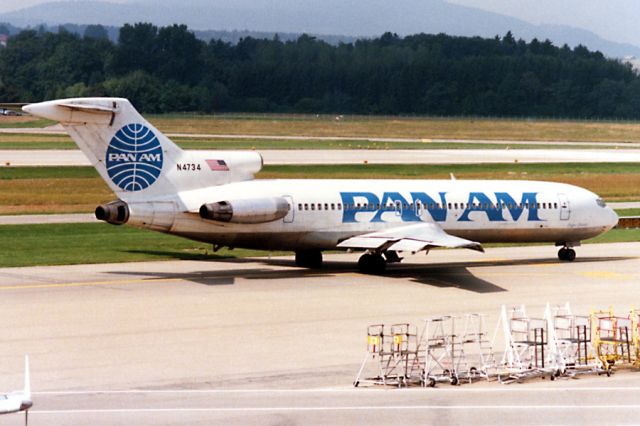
[{"left": 1, "top": 23, "right": 639, "bottom": 118}]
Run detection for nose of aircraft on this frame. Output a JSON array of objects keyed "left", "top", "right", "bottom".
[{"left": 604, "top": 207, "right": 619, "bottom": 230}]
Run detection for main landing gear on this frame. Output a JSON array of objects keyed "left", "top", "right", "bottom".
[
  {"left": 357, "top": 251, "right": 401, "bottom": 274},
  {"left": 358, "top": 253, "right": 386, "bottom": 274},
  {"left": 557, "top": 247, "right": 576, "bottom": 262},
  {"left": 295, "top": 250, "right": 323, "bottom": 268}
]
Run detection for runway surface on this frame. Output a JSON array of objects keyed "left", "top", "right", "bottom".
[
  {"left": 3, "top": 148, "right": 640, "bottom": 166},
  {"left": 1, "top": 243, "right": 640, "bottom": 425}
]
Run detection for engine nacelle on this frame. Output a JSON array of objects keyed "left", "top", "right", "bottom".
[
  {"left": 95, "top": 200, "right": 129, "bottom": 225},
  {"left": 199, "top": 197, "right": 290, "bottom": 224}
]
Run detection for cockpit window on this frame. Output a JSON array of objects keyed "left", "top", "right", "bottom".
[{"left": 596, "top": 198, "right": 606, "bottom": 208}]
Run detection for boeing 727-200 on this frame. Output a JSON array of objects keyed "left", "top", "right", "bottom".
[{"left": 23, "top": 98, "right": 618, "bottom": 274}]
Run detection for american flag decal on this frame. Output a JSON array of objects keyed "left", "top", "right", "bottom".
[{"left": 206, "top": 159, "right": 229, "bottom": 171}]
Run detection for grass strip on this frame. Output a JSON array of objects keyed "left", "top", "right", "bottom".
[
  {"left": 0, "top": 223, "right": 273, "bottom": 268},
  {"left": 147, "top": 115, "right": 640, "bottom": 143},
  {"left": 615, "top": 209, "right": 640, "bottom": 216},
  {"left": 0, "top": 222, "right": 636, "bottom": 268}
]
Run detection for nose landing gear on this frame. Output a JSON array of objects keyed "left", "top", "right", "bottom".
[{"left": 558, "top": 247, "right": 576, "bottom": 261}]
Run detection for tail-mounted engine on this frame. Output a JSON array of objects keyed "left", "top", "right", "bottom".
[
  {"left": 95, "top": 200, "right": 129, "bottom": 225},
  {"left": 199, "top": 197, "right": 290, "bottom": 224}
]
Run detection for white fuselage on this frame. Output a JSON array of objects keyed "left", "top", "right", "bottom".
[{"left": 127, "top": 179, "right": 618, "bottom": 251}]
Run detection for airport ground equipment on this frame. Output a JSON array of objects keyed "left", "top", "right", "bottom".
[
  {"left": 354, "top": 304, "right": 640, "bottom": 389},
  {"left": 420, "top": 316, "right": 460, "bottom": 386},
  {"left": 591, "top": 308, "right": 633, "bottom": 374},
  {"left": 496, "top": 305, "right": 560, "bottom": 383},
  {"left": 353, "top": 323, "right": 419, "bottom": 387},
  {"left": 547, "top": 303, "right": 601, "bottom": 376},
  {"left": 458, "top": 313, "right": 498, "bottom": 383},
  {"left": 632, "top": 307, "right": 640, "bottom": 367}
]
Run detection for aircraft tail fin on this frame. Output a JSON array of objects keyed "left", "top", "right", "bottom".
[{"left": 23, "top": 98, "right": 263, "bottom": 206}]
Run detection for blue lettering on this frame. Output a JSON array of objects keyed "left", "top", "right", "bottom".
[
  {"left": 410, "top": 192, "right": 447, "bottom": 222},
  {"left": 340, "top": 192, "right": 380, "bottom": 223},
  {"left": 459, "top": 192, "right": 504, "bottom": 222},
  {"left": 495, "top": 192, "right": 541, "bottom": 221},
  {"left": 372, "top": 192, "right": 419, "bottom": 222}
]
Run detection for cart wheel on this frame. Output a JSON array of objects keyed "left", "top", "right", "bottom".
[
  {"left": 450, "top": 376, "right": 459, "bottom": 386},
  {"left": 606, "top": 370, "right": 611, "bottom": 377},
  {"left": 470, "top": 367, "right": 478, "bottom": 377},
  {"left": 354, "top": 381, "right": 359, "bottom": 387},
  {"left": 550, "top": 375, "right": 555, "bottom": 381},
  {"left": 428, "top": 378, "right": 436, "bottom": 387}
]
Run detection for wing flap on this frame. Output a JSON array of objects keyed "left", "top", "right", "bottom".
[
  {"left": 337, "top": 223, "right": 484, "bottom": 253},
  {"left": 387, "top": 239, "right": 429, "bottom": 252},
  {"left": 337, "top": 236, "right": 390, "bottom": 249}
]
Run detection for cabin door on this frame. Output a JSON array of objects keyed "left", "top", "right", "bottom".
[{"left": 558, "top": 193, "right": 570, "bottom": 220}]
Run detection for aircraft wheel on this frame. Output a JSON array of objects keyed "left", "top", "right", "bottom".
[
  {"left": 358, "top": 253, "right": 386, "bottom": 274},
  {"left": 558, "top": 248, "right": 576, "bottom": 262},
  {"left": 295, "top": 250, "right": 323, "bottom": 268}
]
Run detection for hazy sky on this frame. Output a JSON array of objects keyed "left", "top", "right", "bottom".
[
  {"left": 448, "top": 0, "right": 640, "bottom": 46},
  {"left": 0, "top": 0, "right": 126, "bottom": 13},
  {"left": 1, "top": 0, "right": 637, "bottom": 46}
]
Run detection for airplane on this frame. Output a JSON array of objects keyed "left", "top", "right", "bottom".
[
  {"left": 0, "top": 356, "right": 32, "bottom": 424},
  {"left": 23, "top": 98, "right": 618, "bottom": 274}
]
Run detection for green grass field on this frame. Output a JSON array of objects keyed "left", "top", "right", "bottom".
[
  {"left": 0, "top": 222, "right": 635, "bottom": 268},
  {"left": 0, "top": 223, "right": 277, "bottom": 267},
  {"left": 5, "top": 113, "right": 640, "bottom": 145},
  {"left": 1, "top": 132, "right": 629, "bottom": 151},
  {"left": 0, "top": 163, "right": 639, "bottom": 215}
]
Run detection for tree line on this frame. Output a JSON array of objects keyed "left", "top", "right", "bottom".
[{"left": 1, "top": 23, "right": 639, "bottom": 118}]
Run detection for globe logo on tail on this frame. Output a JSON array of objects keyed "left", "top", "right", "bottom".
[{"left": 106, "top": 124, "right": 163, "bottom": 191}]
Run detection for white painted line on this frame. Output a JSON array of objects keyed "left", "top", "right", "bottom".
[
  {"left": 29, "top": 404, "right": 640, "bottom": 414},
  {"left": 33, "top": 386, "right": 640, "bottom": 395}
]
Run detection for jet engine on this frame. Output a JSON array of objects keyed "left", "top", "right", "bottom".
[
  {"left": 95, "top": 200, "right": 129, "bottom": 225},
  {"left": 199, "top": 197, "right": 290, "bottom": 224}
]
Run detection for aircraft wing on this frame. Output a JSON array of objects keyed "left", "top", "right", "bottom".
[{"left": 337, "top": 223, "right": 484, "bottom": 253}]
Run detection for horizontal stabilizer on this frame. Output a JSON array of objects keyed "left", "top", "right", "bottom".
[
  {"left": 57, "top": 102, "right": 119, "bottom": 114},
  {"left": 338, "top": 222, "right": 484, "bottom": 253}
]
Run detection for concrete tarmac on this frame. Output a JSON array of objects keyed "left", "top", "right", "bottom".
[
  {"left": 1, "top": 243, "right": 640, "bottom": 424},
  {"left": 2, "top": 148, "right": 640, "bottom": 166}
]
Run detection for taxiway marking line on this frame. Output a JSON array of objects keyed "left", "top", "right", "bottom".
[
  {"left": 29, "top": 404, "right": 640, "bottom": 414},
  {"left": 0, "top": 277, "right": 183, "bottom": 291}
]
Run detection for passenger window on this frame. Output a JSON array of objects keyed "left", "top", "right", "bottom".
[
  {"left": 330, "top": 203, "right": 335, "bottom": 210},
  {"left": 324, "top": 203, "right": 328, "bottom": 210},
  {"left": 554, "top": 203, "right": 558, "bottom": 209},
  {"left": 298, "top": 204, "right": 302, "bottom": 210},
  {"left": 318, "top": 204, "right": 322, "bottom": 210},
  {"left": 304, "top": 203, "right": 308, "bottom": 210},
  {"left": 337, "top": 204, "right": 342, "bottom": 210}
]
